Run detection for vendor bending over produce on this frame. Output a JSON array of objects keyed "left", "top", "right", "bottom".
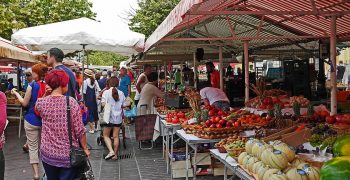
[{"left": 200, "top": 87, "right": 230, "bottom": 111}]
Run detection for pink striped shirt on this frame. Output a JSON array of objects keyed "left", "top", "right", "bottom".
[
  {"left": 0, "top": 92, "right": 6, "bottom": 150},
  {"left": 35, "top": 96, "right": 85, "bottom": 168}
]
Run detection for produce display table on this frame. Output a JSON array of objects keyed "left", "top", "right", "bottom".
[
  {"left": 176, "top": 129, "right": 220, "bottom": 180},
  {"left": 7, "top": 104, "right": 23, "bottom": 138},
  {"left": 210, "top": 149, "right": 255, "bottom": 180},
  {"left": 159, "top": 120, "right": 182, "bottom": 175}
]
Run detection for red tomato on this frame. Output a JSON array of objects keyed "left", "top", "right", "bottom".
[
  {"left": 226, "top": 122, "right": 232, "bottom": 127},
  {"left": 205, "top": 120, "right": 212, "bottom": 127},
  {"left": 218, "top": 111, "right": 224, "bottom": 116},
  {"left": 216, "top": 123, "right": 222, "bottom": 128},
  {"left": 215, "top": 117, "right": 221, "bottom": 123},
  {"left": 219, "top": 120, "right": 226, "bottom": 125},
  {"left": 209, "top": 124, "right": 216, "bottom": 128},
  {"left": 177, "top": 112, "right": 185, "bottom": 118},
  {"left": 209, "top": 110, "right": 216, "bottom": 116},
  {"left": 326, "top": 115, "right": 336, "bottom": 124},
  {"left": 234, "top": 121, "right": 240, "bottom": 127},
  {"left": 172, "top": 118, "right": 179, "bottom": 124}
]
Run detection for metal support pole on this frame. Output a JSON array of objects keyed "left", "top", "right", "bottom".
[
  {"left": 219, "top": 46, "right": 224, "bottom": 90},
  {"left": 330, "top": 16, "right": 337, "bottom": 115},
  {"left": 164, "top": 61, "right": 167, "bottom": 92},
  {"left": 243, "top": 41, "right": 250, "bottom": 103},
  {"left": 81, "top": 44, "right": 86, "bottom": 100},
  {"left": 193, "top": 53, "right": 197, "bottom": 89}
]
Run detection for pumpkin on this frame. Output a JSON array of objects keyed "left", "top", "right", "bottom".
[
  {"left": 252, "top": 143, "right": 273, "bottom": 160},
  {"left": 285, "top": 167, "right": 308, "bottom": 180},
  {"left": 291, "top": 158, "right": 305, "bottom": 167},
  {"left": 252, "top": 161, "right": 266, "bottom": 174},
  {"left": 333, "top": 134, "right": 350, "bottom": 157},
  {"left": 246, "top": 138, "right": 259, "bottom": 154},
  {"left": 257, "top": 165, "right": 270, "bottom": 180},
  {"left": 270, "top": 172, "right": 288, "bottom": 180},
  {"left": 246, "top": 156, "right": 259, "bottom": 172},
  {"left": 274, "top": 143, "right": 295, "bottom": 162},
  {"left": 269, "top": 140, "right": 284, "bottom": 146},
  {"left": 238, "top": 152, "right": 248, "bottom": 165},
  {"left": 252, "top": 142, "right": 265, "bottom": 156},
  {"left": 242, "top": 154, "right": 252, "bottom": 167},
  {"left": 261, "top": 149, "right": 289, "bottom": 170},
  {"left": 263, "top": 169, "right": 280, "bottom": 180},
  {"left": 320, "top": 156, "right": 350, "bottom": 180},
  {"left": 301, "top": 164, "right": 320, "bottom": 180}
]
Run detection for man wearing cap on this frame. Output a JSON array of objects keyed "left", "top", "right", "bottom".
[
  {"left": 46, "top": 48, "right": 77, "bottom": 98},
  {"left": 118, "top": 66, "right": 131, "bottom": 97}
]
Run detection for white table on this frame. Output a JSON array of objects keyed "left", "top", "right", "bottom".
[
  {"left": 7, "top": 104, "right": 23, "bottom": 138},
  {"left": 159, "top": 119, "right": 181, "bottom": 178},
  {"left": 210, "top": 149, "right": 255, "bottom": 180},
  {"left": 176, "top": 129, "right": 220, "bottom": 180}
]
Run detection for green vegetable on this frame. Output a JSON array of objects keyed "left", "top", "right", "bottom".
[
  {"left": 333, "top": 134, "right": 350, "bottom": 157},
  {"left": 309, "top": 134, "right": 322, "bottom": 147},
  {"left": 320, "top": 156, "right": 350, "bottom": 180}
]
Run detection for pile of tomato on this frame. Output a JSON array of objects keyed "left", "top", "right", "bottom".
[{"left": 165, "top": 111, "right": 188, "bottom": 124}]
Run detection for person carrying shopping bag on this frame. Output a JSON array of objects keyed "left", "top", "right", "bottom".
[
  {"left": 101, "top": 77, "right": 126, "bottom": 160},
  {"left": 35, "top": 69, "right": 90, "bottom": 179}
]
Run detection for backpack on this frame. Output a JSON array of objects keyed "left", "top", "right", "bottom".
[{"left": 80, "top": 102, "right": 89, "bottom": 126}]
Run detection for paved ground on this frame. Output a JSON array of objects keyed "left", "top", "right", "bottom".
[{"left": 3, "top": 122, "right": 233, "bottom": 180}]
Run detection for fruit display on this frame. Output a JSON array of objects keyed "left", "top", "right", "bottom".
[
  {"left": 237, "top": 114, "right": 271, "bottom": 127},
  {"left": 5, "top": 91, "right": 23, "bottom": 105},
  {"left": 215, "top": 135, "right": 247, "bottom": 153},
  {"left": 165, "top": 111, "right": 189, "bottom": 124},
  {"left": 320, "top": 156, "right": 350, "bottom": 180},
  {"left": 237, "top": 138, "right": 320, "bottom": 180},
  {"left": 332, "top": 134, "right": 350, "bottom": 157},
  {"left": 308, "top": 124, "right": 339, "bottom": 150},
  {"left": 289, "top": 96, "right": 310, "bottom": 108},
  {"left": 224, "top": 140, "right": 246, "bottom": 157}
]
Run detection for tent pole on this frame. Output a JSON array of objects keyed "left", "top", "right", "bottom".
[
  {"left": 219, "top": 46, "right": 224, "bottom": 90},
  {"left": 164, "top": 60, "right": 167, "bottom": 92},
  {"left": 244, "top": 41, "right": 249, "bottom": 103},
  {"left": 193, "top": 52, "right": 197, "bottom": 89},
  {"left": 81, "top": 44, "right": 86, "bottom": 100},
  {"left": 330, "top": 16, "right": 337, "bottom": 115}
]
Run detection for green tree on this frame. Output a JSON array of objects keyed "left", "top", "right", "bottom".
[
  {"left": 129, "top": 0, "right": 180, "bottom": 38},
  {"left": 0, "top": 0, "right": 96, "bottom": 39},
  {"left": 87, "top": 51, "right": 128, "bottom": 67}
]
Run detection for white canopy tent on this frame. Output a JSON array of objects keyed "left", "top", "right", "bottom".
[
  {"left": 11, "top": 17, "right": 145, "bottom": 55},
  {"left": 11, "top": 17, "right": 145, "bottom": 98}
]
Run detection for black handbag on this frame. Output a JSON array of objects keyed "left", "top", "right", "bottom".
[{"left": 66, "top": 96, "right": 86, "bottom": 167}]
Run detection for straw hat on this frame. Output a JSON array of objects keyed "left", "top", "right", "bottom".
[{"left": 84, "top": 69, "right": 94, "bottom": 77}]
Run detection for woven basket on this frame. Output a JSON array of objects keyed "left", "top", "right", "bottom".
[{"left": 224, "top": 147, "right": 245, "bottom": 157}]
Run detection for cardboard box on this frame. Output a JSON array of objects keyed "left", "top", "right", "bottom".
[
  {"left": 191, "top": 153, "right": 211, "bottom": 165},
  {"left": 172, "top": 168, "right": 193, "bottom": 178},
  {"left": 213, "top": 162, "right": 234, "bottom": 176},
  {"left": 172, "top": 160, "right": 191, "bottom": 170}
]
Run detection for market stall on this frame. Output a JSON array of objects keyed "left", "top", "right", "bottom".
[
  {"left": 0, "top": 37, "right": 39, "bottom": 138},
  {"left": 140, "top": 0, "right": 350, "bottom": 179}
]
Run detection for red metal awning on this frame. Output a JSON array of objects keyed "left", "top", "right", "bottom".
[{"left": 145, "top": 0, "right": 350, "bottom": 57}]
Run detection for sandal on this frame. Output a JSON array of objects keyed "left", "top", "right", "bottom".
[
  {"left": 112, "top": 155, "right": 118, "bottom": 160},
  {"left": 104, "top": 152, "right": 115, "bottom": 160},
  {"left": 22, "top": 144, "right": 29, "bottom": 153}
]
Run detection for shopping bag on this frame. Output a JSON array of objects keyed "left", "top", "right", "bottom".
[
  {"left": 124, "top": 106, "right": 137, "bottom": 118},
  {"left": 102, "top": 103, "right": 111, "bottom": 124}
]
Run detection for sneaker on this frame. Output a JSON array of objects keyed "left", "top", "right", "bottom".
[
  {"left": 89, "top": 130, "right": 95, "bottom": 134},
  {"left": 104, "top": 152, "right": 115, "bottom": 160}
]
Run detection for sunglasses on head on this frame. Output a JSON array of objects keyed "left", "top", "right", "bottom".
[{"left": 26, "top": 74, "right": 32, "bottom": 77}]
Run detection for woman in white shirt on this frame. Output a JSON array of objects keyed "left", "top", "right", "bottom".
[
  {"left": 101, "top": 77, "right": 126, "bottom": 160},
  {"left": 137, "top": 72, "right": 164, "bottom": 115}
]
